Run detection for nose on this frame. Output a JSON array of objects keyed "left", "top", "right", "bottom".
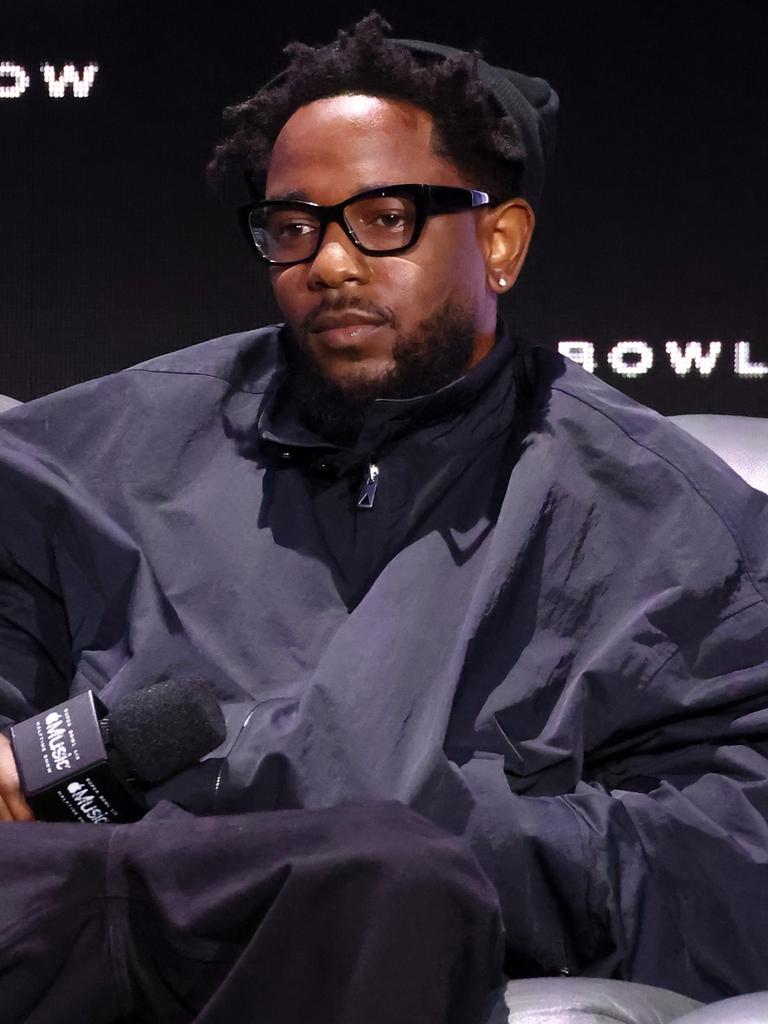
[{"left": 306, "top": 221, "right": 371, "bottom": 291}]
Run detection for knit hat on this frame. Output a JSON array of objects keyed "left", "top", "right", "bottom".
[
  {"left": 392, "top": 38, "right": 559, "bottom": 210},
  {"left": 244, "top": 33, "right": 559, "bottom": 210}
]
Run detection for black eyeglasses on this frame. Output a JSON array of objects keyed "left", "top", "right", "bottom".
[{"left": 238, "top": 184, "right": 497, "bottom": 266}]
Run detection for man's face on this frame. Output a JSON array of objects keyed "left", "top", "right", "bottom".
[{"left": 264, "top": 95, "right": 499, "bottom": 399}]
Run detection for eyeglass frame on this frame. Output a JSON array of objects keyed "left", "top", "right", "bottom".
[{"left": 237, "top": 183, "right": 498, "bottom": 267}]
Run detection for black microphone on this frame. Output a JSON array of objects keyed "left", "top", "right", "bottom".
[{"left": 10, "top": 679, "right": 226, "bottom": 823}]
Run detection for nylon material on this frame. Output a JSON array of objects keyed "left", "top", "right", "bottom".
[
  {"left": 68, "top": 567, "right": 180, "bottom": 695},
  {"left": 132, "top": 334, "right": 268, "bottom": 383},
  {"left": 260, "top": 463, "right": 362, "bottom": 609},
  {"left": 560, "top": 787, "right": 661, "bottom": 979},
  {"left": 459, "top": 757, "right": 593, "bottom": 973},
  {"left": 587, "top": 638, "right": 768, "bottom": 775},
  {"left": 654, "top": 445, "right": 768, "bottom": 589},
  {"left": 396, "top": 443, "right": 512, "bottom": 556},
  {"left": 642, "top": 581, "right": 741, "bottom": 644},
  {"left": 552, "top": 371, "right": 768, "bottom": 599},
  {"left": 442, "top": 466, "right": 638, "bottom": 774},
  {"left": 666, "top": 660, "right": 768, "bottom": 718},
  {"left": 581, "top": 443, "right": 672, "bottom": 515},
  {"left": 18, "top": 374, "right": 138, "bottom": 472},
  {"left": 545, "top": 438, "right": 738, "bottom": 617},
  {"left": 0, "top": 454, "right": 68, "bottom": 588},
  {"left": 737, "top": 488, "right": 768, "bottom": 579},
  {"left": 451, "top": 476, "right": 678, "bottom": 765},
  {"left": 450, "top": 551, "right": 670, "bottom": 780},
  {"left": 479, "top": 634, "right": 576, "bottom": 741},
  {"left": 3, "top": 632, "right": 66, "bottom": 702},
  {"left": 1, "top": 451, "right": 157, "bottom": 649},
  {"left": 588, "top": 737, "right": 768, "bottom": 799},
  {"left": 0, "top": 563, "right": 72, "bottom": 710},
  {"left": 0, "top": 572, "right": 72, "bottom": 679},
  {"left": 0, "top": 675, "right": 51, "bottom": 724},
  {"left": 108, "top": 404, "right": 233, "bottom": 514},
  {"left": 134, "top": 468, "right": 346, "bottom": 694},
  {"left": 2, "top": 326, "right": 768, "bottom": 995},
  {"left": 648, "top": 770, "right": 768, "bottom": 854},
  {"left": 53, "top": 542, "right": 137, "bottom": 664},
  {"left": 614, "top": 784, "right": 768, "bottom": 997},
  {"left": 528, "top": 587, "right": 732, "bottom": 756},
  {"left": 678, "top": 600, "right": 768, "bottom": 681},
  {"left": 221, "top": 528, "right": 494, "bottom": 809}
]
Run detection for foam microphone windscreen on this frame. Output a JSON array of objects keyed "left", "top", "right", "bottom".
[{"left": 108, "top": 679, "right": 226, "bottom": 785}]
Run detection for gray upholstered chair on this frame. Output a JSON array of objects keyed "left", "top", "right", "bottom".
[
  {"left": 670, "top": 414, "right": 768, "bottom": 494},
  {"left": 0, "top": 393, "right": 20, "bottom": 414},
  {"left": 492, "top": 978, "right": 768, "bottom": 1023}
]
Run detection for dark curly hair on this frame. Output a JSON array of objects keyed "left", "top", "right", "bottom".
[{"left": 208, "top": 13, "right": 524, "bottom": 202}]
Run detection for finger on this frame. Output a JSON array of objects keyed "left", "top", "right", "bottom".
[
  {"left": 5, "top": 789, "right": 34, "bottom": 822},
  {"left": 0, "top": 738, "right": 34, "bottom": 820},
  {"left": 0, "top": 794, "right": 14, "bottom": 822}
]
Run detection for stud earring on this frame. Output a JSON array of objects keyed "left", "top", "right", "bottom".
[{"left": 498, "top": 276, "right": 508, "bottom": 288}]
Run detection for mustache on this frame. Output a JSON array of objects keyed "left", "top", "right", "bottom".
[{"left": 301, "top": 297, "right": 398, "bottom": 334}]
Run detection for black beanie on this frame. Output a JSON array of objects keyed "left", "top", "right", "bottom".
[
  {"left": 249, "top": 34, "right": 559, "bottom": 211},
  {"left": 392, "top": 38, "right": 559, "bottom": 210}
]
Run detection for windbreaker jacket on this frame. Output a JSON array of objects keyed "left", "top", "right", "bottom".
[{"left": 1, "top": 325, "right": 767, "bottom": 1000}]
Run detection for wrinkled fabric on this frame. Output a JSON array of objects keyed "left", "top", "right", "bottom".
[
  {"left": 0, "top": 324, "right": 767, "bottom": 1001},
  {"left": 0, "top": 800, "right": 504, "bottom": 1024}
]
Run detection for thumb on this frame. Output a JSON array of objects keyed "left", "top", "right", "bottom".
[{"left": 0, "top": 734, "right": 35, "bottom": 822}]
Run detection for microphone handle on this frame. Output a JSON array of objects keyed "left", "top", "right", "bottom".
[{"left": 10, "top": 691, "right": 144, "bottom": 823}]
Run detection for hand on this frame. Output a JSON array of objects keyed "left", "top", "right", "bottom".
[{"left": 0, "top": 733, "right": 34, "bottom": 821}]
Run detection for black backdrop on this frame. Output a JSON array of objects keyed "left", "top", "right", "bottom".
[{"left": 2, "top": 0, "right": 767, "bottom": 414}]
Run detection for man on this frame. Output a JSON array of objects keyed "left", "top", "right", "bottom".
[{"left": 1, "top": 12, "right": 768, "bottom": 1020}]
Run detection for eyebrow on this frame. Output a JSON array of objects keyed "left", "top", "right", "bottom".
[
  {"left": 266, "top": 189, "right": 313, "bottom": 202},
  {"left": 265, "top": 183, "right": 407, "bottom": 203}
]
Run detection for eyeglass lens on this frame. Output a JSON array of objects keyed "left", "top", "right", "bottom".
[{"left": 249, "top": 193, "right": 419, "bottom": 263}]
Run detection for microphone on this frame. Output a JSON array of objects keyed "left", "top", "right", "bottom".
[{"left": 9, "top": 679, "right": 226, "bottom": 823}]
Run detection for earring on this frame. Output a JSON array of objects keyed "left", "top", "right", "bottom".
[{"left": 498, "top": 276, "right": 508, "bottom": 288}]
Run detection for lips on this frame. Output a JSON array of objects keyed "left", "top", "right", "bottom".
[
  {"left": 307, "top": 309, "right": 391, "bottom": 350},
  {"left": 310, "top": 310, "right": 388, "bottom": 333}
]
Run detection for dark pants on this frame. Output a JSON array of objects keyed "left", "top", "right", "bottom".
[{"left": 0, "top": 801, "right": 504, "bottom": 1023}]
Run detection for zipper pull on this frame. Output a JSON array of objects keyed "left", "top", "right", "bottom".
[{"left": 357, "top": 462, "right": 379, "bottom": 509}]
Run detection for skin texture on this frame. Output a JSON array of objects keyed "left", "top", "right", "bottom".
[
  {"left": 266, "top": 94, "right": 535, "bottom": 391},
  {"left": 0, "top": 733, "right": 33, "bottom": 821}
]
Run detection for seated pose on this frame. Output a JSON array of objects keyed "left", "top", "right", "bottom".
[{"left": 1, "top": 14, "right": 767, "bottom": 1022}]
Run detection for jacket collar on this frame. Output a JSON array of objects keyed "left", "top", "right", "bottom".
[{"left": 257, "top": 322, "right": 519, "bottom": 468}]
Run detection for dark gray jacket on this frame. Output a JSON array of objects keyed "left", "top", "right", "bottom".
[{"left": 1, "top": 325, "right": 767, "bottom": 999}]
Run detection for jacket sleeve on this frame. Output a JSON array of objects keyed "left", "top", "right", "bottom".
[
  {"left": 408, "top": 389, "right": 768, "bottom": 1002},
  {"left": 0, "top": 375, "right": 152, "bottom": 734},
  {"left": 439, "top": 562, "right": 768, "bottom": 1002},
  {"left": 0, "top": 542, "right": 73, "bottom": 733},
  {"left": 0, "top": 413, "right": 77, "bottom": 729},
  {"left": 0, "top": 397, "right": 102, "bottom": 732}
]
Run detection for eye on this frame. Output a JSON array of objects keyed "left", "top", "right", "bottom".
[
  {"left": 260, "top": 208, "right": 321, "bottom": 241},
  {"left": 371, "top": 210, "right": 408, "bottom": 230},
  {"left": 273, "top": 219, "right": 317, "bottom": 239}
]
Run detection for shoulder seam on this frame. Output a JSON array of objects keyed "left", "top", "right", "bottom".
[
  {"left": 551, "top": 383, "right": 768, "bottom": 609},
  {"left": 127, "top": 366, "right": 267, "bottom": 396}
]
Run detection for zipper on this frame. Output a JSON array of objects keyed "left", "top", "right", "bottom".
[
  {"left": 357, "top": 461, "right": 379, "bottom": 509},
  {"left": 213, "top": 705, "right": 257, "bottom": 812}
]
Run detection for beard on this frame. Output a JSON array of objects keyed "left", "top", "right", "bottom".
[{"left": 282, "top": 298, "right": 478, "bottom": 447}]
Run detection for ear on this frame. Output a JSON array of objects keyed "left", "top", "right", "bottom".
[{"left": 482, "top": 198, "right": 535, "bottom": 293}]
